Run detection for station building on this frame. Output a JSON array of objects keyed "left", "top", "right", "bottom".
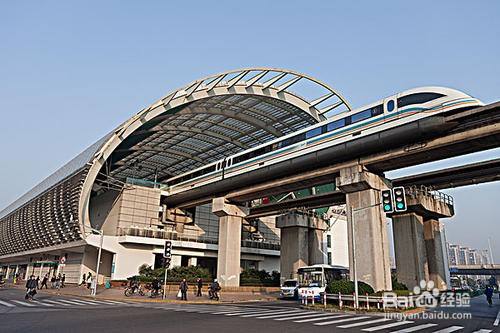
[{"left": 0, "top": 68, "right": 350, "bottom": 284}]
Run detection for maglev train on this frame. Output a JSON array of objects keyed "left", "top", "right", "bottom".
[{"left": 165, "top": 87, "right": 483, "bottom": 196}]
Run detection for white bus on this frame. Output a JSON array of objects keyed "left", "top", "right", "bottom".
[{"left": 297, "top": 264, "right": 349, "bottom": 301}]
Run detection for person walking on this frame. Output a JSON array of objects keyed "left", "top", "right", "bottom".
[
  {"left": 61, "top": 274, "right": 66, "bottom": 288},
  {"left": 485, "top": 285, "right": 494, "bottom": 307},
  {"left": 40, "top": 274, "right": 48, "bottom": 289},
  {"left": 196, "top": 278, "right": 203, "bottom": 297},
  {"left": 50, "top": 275, "right": 56, "bottom": 288},
  {"left": 86, "top": 273, "right": 92, "bottom": 289},
  {"left": 80, "top": 274, "right": 86, "bottom": 286},
  {"left": 179, "top": 279, "right": 188, "bottom": 301},
  {"left": 35, "top": 276, "right": 40, "bottom": 289},
  {"left": 25, "top": 275, "right": 37, "bottom": 301},
  {"left": 55, "top": 274, "right": 61, "bottom": 291}
]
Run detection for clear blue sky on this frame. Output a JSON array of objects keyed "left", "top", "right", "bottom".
[{"left": 1, "top": 1, "right": 499, "bottom": 260}]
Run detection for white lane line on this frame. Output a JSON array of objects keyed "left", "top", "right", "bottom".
[
  {"left": 275, "top": 312, "right": 341, "bottom": 321},
  {"left": 294, "top": 314, "right": 351, "bottom": 323},
  {"left": 66, "top": 299, "right": 102, "bottom": 305},
  {"left": 362, "top": 321, "right": 414, "bottom": 331},
  {"left": 314, "top": 316, "right": 370, "bottom": 326},
  {"left": 0, "top": 300, "right": 16, "bottom": 307},
  {"left": 390, "top": 323, "right": 438, "bottom": 332},
  {"left": 240, "top": 309, "right": 303, "bottom": 318},
  {"left": 43, "top": 299, "right": 73, "bottom": 306},
  {"left": 494, "top": 308, "right": 500, "bottom": 326},
  {"left": 472, "top": 329, "right": 492, "bottom": 333},
  {"left": 52, "top": 299, "right": 86, "bottom": 306},
  {"left": 223, "top": 309, "right": 277, "bottom": 316},
  {"left": 255, "top": 310, "right": 308, "bottom": 319},
  {"left": 31, "top": 300, "right": 55, "bottom": 307},
  {"left": 11, "top": 300, "right": 37, "bottom": 307},
  {"left": 431, "top": 326, "right": 463, "bottom": 333},
  {"left": 338, "top": 318, "right": 391, "bottom": 328},
  {"left": 97, "top": 300, "right": 129, "bottom": 305}
]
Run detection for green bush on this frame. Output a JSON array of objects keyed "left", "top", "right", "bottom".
[
  {"left": 327, "top": 280, "right": 374, "bottom": 295},
  {"left": 240, "top": 269, "right": 280, "bottom": 286},
  {"left": 391, "top": 275, "right": 408, "bottom": 291}
]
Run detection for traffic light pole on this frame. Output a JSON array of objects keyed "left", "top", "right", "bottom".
[
  {"left": 350, "top": 202, "right": 382, "bottom": 309},
  {"left": 162, "top": 266, "right": 168, "bottom": 300}
]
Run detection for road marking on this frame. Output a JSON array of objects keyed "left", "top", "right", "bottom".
[
  {"left": 66, "top": 299, "right": 101, "bottom": 305},
  {"left": 239, "top": 309, "right": 302, "bottom": 318},
  {"left": 389, "top": 323, "right": 438, "bottom": 332},
  {"left": 494, "top": 308, "right": 500, "bottom": 326},
  {"left": 294, "top": 314, "right": 351, "bottom": 323},
  {"left": 31, "top": 300, "right": 55, "bottom": 307},
  {"left": 51, "top": 299, "right": 86, "bottom": 306},
  {"left": 431, "top": 326, "right": 464, "bottom": 333},
  {"left": 11, "top": 300, "right": 36, "bottom": 307},
  {"left": 0, "top": 300, "right": 15, "bottom": 307},
  {"left": 338, "top": 318, "right": 391, "bottom": 328},
  {"left": 362, "top": 321, "right": 414, "bottom": 331},
  {"left": 274, "top": 312, "right": 339, "bottom": 321},
  {"left": 472, "top": 329, "right": 492, "bottom": 333},
  {"left": 222, "top": 308, "right": 277, "bottom": 316},
  {"left": 43, "top": 299, "right": 73, "bottom": 306},
  {"left": 256, "top": 310, "right": 308, "bottom": 319},
  {"left": 314, "top": 316, "right": 370, "bottom": 326}
]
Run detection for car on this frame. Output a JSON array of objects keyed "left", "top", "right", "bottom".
[{"left": 280, "top": 279, "right": 299, "bottom": 299}]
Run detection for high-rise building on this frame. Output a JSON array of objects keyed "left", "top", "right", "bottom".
[{"left": 447, "top": 243, "right": 491, "bottom": 266}]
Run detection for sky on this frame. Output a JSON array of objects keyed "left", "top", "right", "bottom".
[{"left": 0, "top": 1, "right": 499, "bottom": 260}]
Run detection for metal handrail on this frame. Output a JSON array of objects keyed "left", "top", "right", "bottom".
[{"left": 406, "top": 185, "right": 454, "bottom": 205}]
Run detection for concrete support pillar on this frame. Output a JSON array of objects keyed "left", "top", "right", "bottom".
[
  {"left": 336, "top": 165, "right": 392, "bottom": 292},
  {"left": 212, "top": 197, "right": 248, "bottom": 288},
  {"left": 276, "top": 211, "right": 327, "bottom": 283},
  {"left": 424, "top": 219, "right": 448, "bottom": 290},
  {"left": 390, "top": 187, "right": 454, "bottom": 291},
  {"left": 392, "top": 213, "right": 429, "bottom": 289}
]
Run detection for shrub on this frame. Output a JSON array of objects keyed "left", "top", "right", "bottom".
[
  {"left": 130, "top": 264, "right": 212, "bottom": 283},
  {"left": 391, "top": 275, "right": 408, "bottom": 291},
  {"left": 240, "top": 269, "right": 280, "bottom": 286},
  {"left": 327, "top": 280, "right": 374, "bottom": 295}
]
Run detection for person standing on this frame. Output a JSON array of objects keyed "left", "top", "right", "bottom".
[
  {"left": 50, "top": 275, "right": 56, "bottom": 288},
  {"left": 485, "top": 285, "right": 494, "bottom": 307},
  {"left": 25, "top": 275, "right": 37, "bottom": 301},
  {"left": 40, "top": 274, "right": 48, "bottom": 289},
  {"left": 196, "top": 278, "right": 203, "bottom": 297},
  {"left": 179, "top": 279, "right": 188, "bottom": 301}
]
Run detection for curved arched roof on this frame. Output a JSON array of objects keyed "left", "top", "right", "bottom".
[{"left": 0, "top": 68, "right": 351, "bottom": 231}]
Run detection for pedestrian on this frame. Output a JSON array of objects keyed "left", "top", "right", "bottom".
[
  {"left": 25, "top": 275, "right": 37, "bottom": 301},
  {"left": 61, "top": 274, "right": 66, "bottom": 288},
  {"left": 13, "top": 273, "right": 17, "bottom": 285},
  {"left": 196, "top": 278, "right": 203, "bottom": 297},
  {"left": 86, "top": 273, "right": 92, "bottom": 289},
  {"left": 179, "top": 279, "right": 188, "bottom": 301},
  {"left": 50, "top": 275, "right": 56, "bottom": 288},
  {"left": 90, "top": 277, "right": 97, "bottom": 296},
  {"left": 35, "top": 276, "right": 40, "bottom": 289},
  {"left": 40, "top": 274, "right": 48, "bottom": 289},
  {"left": 55, "top": 274, "right": 61, "bottom": 290},
  {"left": 80, "top": 274, "right": 85, "bottom": 286},
  {"left": 485, "top": 285, "right": 494, "bottom": 307}
]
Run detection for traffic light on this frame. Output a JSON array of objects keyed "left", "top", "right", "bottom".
[
  {"left": 164, "top": 240, "right": 172, "bottom": 258},
  {"left": 393, "top": 186, "right": 407, "bottom": 212},
  {"left": 381, "top": 189, "right": 394, "bottom": 213}
]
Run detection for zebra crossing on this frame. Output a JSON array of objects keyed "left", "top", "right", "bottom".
[
  {"left": 0, "top": 296, "right": 132, "bottom": 313},
  {"left": 146, "top": 303, "right": 494, "bottom": 333}
]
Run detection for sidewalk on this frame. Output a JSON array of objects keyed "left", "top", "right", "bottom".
[{"left": 7, "top": 283, "right": 280, "bottom": 304}]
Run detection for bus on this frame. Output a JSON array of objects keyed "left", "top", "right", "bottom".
[{"left": 297, "top": 264, "right": 349, "bottom": 301}]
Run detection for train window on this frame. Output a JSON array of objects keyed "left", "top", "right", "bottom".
[
  {"left": 221, "top": 160, "right": 226, "bottom": 168},
  {"left": 371, "top": 104, "right": 384, "bottom": 116},
  {"left": 351, "top": 109, "right": 372, "bottom": 123},
  {"left": 397, "top": 93, "right": 445, "bottom": 108},
  {"left": 282, "top": 133, "right": 306, "bottom": 147},
  {"left": 327, "top": 119, "right": 345, "bottom": 131},
  {"left": 387, "top": 100, "right": 395, "bottom": 112},
  {"left": 305, "top": 127, "right": 322, "bottom": 139}
]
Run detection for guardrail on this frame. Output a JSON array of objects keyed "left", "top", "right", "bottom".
[
  {"left": 406, "top": 185, "right": 454, "bottom": 206},
  {"left": 301, "top": 292, "right": 421, "bottom": 310},
  {"left": 117, "top": 227, "right": 280, "bottom": 250}
]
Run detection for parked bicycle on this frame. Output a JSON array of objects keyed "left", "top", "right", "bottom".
[{"left": 124, "top": 284, "right": 145, "bottom": 297}]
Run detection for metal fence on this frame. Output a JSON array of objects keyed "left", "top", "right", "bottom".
[{"left": 406, "top": 185, "right": 454, "bottom": 206}]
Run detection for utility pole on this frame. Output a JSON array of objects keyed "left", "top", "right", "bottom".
[{"left": 92, "top": 229, "right": 104, "bottom": 297}]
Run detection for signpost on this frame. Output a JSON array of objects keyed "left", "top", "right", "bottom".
[{"left": 162, "top": 241, "right": 172, "bottom": 300}]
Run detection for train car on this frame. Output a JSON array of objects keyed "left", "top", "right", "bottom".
[{"left": 165, "top": 87, "right": 483, "bottom": 195}]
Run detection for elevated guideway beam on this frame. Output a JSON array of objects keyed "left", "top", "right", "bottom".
[{"left": 167, "top": 102, "right": 500, "bottom": 208}]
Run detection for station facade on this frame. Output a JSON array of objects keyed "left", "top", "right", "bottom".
[{"left": 0, "top": 68, "right": 350, "bottom": 285}]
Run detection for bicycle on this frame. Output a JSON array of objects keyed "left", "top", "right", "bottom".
[{"left": 124, "top": 285, "right": 145, "bottom": 297}]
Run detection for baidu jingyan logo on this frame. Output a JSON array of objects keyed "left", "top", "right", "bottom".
[{"left": 413, "top": 280, "right": 440, "bottom": 308}]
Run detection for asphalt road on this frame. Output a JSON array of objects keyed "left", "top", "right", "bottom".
[{"left": 0, "top": 287, "right": 498, "bottom": 333}]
